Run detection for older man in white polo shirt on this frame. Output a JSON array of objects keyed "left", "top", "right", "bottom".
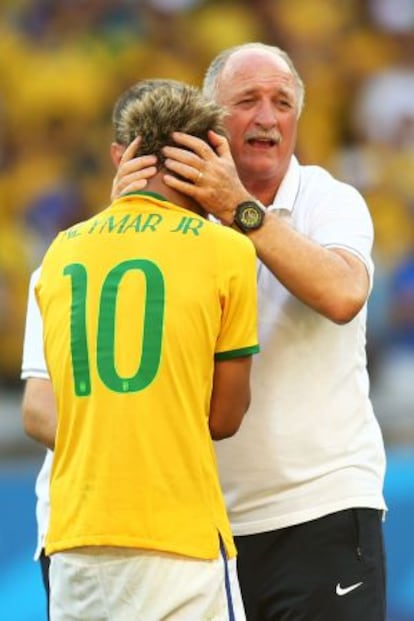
[{"left": 125, "top": 42, "right": 387, "bottom": 621}]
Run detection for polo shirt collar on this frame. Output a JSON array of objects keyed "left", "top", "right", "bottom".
[{"left": 267, "top": 155, "right": 300, "bottom": 213}]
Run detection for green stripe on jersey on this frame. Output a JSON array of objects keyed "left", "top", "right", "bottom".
[{"left": 215, "top": 344, "right": 260, "bottom": 361}]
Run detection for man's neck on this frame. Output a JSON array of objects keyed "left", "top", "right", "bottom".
[
  {"left": 240, "top": 175, "right": 281, "bottom": 207},
  {"left": 239, "top": 162, "right": 290, "bottom": 207},
  {"left": 146, "top": 175, "right": 205, "bottom": 217}
]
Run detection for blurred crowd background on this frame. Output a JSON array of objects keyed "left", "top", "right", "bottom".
[
  {"left": 1, "top": 0, "right": 414, "bottom": 443},
  {"left": 0, "top": 1, "right": 413, "bottom": 619}
]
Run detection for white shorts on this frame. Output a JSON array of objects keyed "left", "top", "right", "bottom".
[{"left": 49, "top": 546, "right": 246, "bottom": 621}]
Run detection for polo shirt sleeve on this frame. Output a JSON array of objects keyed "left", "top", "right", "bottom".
[
  {"left": 21, "top": 267, "right": 49, "bottom": 380},
  {"left": 310, "top": 180, "right": 374, "bottom": 286},
  {"left": 215, "top": 232, "right": 260, "bottom": 360}
]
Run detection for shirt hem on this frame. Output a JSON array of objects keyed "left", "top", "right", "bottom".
[
  {"left": 230, "top": 496, "right": 387, "bottom": 536},
  {"left": 45, "top": 534, "right": 236, "bottom": 560},
  {"left": 21, "top": 369, "right": 49, "bottom": 380}
]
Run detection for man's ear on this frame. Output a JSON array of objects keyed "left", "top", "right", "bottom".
[{"left": 110, "top": 142, "right": 125, "bottom": 168}]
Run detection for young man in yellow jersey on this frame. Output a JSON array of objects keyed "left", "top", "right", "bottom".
[{"left": 30, "top": 79, "right": 259, "bottom": 621}]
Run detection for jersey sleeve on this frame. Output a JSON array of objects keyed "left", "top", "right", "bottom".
[
  {"left": 21, "top": 267, "right": 49, "bottom": 380},
  {"left": 215, "top": 232, "right": 260, "bottom": 360},
  {"left": 310, "top": 181, "right": 374, "bottom": 287}
]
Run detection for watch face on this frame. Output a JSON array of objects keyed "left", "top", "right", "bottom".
[
  {"left": 235, "top": 201, "right": 265, "bottom": 231},
  {"left": 241, "top": 205, "right": 262, "bottom": 228}
]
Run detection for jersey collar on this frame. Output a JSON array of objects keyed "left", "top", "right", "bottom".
[{"left": 121, "top": 191, "right": 168, "bottom": 202}]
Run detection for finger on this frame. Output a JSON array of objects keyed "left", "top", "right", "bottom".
[
  {"left": 111, "top": 166, "right": 157, "bottom": 200},
  {"left": 162, "top": 145, "right": 202, "bottom": 169},
  {"left": 112, "top": 179, "right": 148, "bottom": 200},
  {"left": 163, "top": 173, "right": 198, "bottom": 197},
  {"left": 171, "top": 132, "right": 214, "bottom": 159},
  {"left": 120, "top": 179, "right": 150, "bottom": 194},
  {"left": 163, "top": 158, "right": 201, "bottom": 183},
  {"left": 119, "top": 155, "right": 157, "bottom": 176},
  {"left": 111, "top": 175, "right": 132, "bottom": 201},
  {"left": 207, "top": 130, "right": 231, "bottom": 157},
  {"left": 120, "top": 136, "right": 141, "bottom": 164},
  {"left": 116, "top": 167, "right": 156, "bottom": 190}
]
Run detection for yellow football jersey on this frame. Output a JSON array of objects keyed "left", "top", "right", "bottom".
[{"left": 36, "top": 192, "right": 259, "bottom": 560}]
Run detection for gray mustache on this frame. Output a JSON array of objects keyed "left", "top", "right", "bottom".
[{"left": 244, "top": 132, "right": 282, "bottom": 144}]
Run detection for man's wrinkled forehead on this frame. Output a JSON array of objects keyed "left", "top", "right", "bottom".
[
  {"left": 217, "top": 48, "right": 296, "bottom": 100},
  {"left": 222, "top": 48, "right": 293, "bottom": 83}
]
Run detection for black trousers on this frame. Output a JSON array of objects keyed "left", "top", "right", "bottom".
[{"left": 234, "top": 508, "right": 386, "bottom": 621}]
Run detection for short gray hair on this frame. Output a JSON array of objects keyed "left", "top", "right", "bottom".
[
  {"left": 203, "top": 42, "right": 305, "bottom": 118},
  {"left": 112, "top": 79, "right": 226, "bottom": 160}
]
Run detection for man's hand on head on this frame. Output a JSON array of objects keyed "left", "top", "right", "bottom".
[
  {"left": 111, "top": 136, "right": 158, "bottom": 201},
  {"left": 162, "top": 131, "right": 251, "bottom": 226}
]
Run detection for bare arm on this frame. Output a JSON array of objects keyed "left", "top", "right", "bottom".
[
  {"left": 161, "top": 132, "right": 370, "bottom": 324},
  {"left": 209, "top": 356, "right": 252, "bottom": 441},
  {"left": 22, "top": 377, "right": 56, "bottom": 450},
  {"left": 248, "top": 214, "right": 370, "bottom": 324}
]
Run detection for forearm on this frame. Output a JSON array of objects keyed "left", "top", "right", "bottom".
[
  {"left": 22, "top": 378, "right": 56, "bottom": 450},
  {"left": 24, "top": 413, "right": 55, "bottom": 451},
  {"left": 209, "top": 357, "right": 252, "bottom": 440},
  {"left": 247, "top": 211, "right": 370, "bottom": 323}
]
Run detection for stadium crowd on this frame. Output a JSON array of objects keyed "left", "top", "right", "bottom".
[{"left": 1, "top": 0, "right": 414, "bottom": 441}]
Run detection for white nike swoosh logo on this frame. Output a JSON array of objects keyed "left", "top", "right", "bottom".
[{"left": 336, "top": 581, "right": 363, "bottom": 596}]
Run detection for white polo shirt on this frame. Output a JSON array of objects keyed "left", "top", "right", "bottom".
[
  {"left": 21, "top": 267, "right": 52, "bottom": 560},
  {"left": 215, "top": 156, "right": 387, "bottom": 535}
]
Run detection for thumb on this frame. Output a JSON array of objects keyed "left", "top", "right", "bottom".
[{"left": 208, "top": 130, "right": 231, "bottom": 157}]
